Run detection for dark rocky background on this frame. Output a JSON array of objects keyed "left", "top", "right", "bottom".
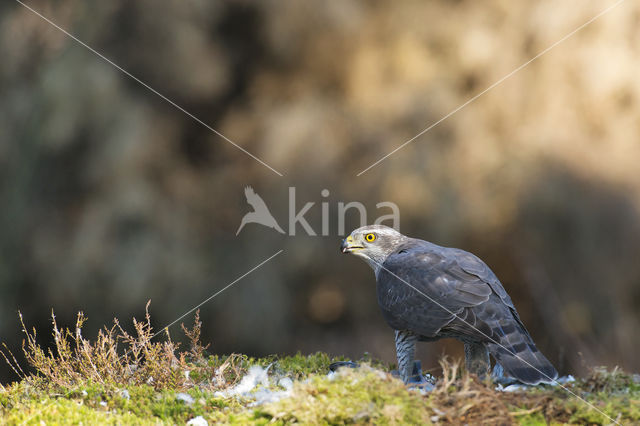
[{"left": 1, "top": 0, "right": 639, "bottom": 382}]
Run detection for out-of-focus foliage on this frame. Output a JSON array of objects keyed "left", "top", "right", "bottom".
[{"left": 1, "top": 0, "right": 639, "bottom": 382}]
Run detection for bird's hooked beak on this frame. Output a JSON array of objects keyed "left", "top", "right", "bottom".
[{"left": 341, "top": 235, "right": 364, "bottom": 253}]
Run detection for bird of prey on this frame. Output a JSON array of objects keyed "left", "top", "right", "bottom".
[
  {"left": 236, "top": 186, "right": 285, "bottom": 235},
  {"left": 341, "top": 224, "right": 558, "bottom": 385}
]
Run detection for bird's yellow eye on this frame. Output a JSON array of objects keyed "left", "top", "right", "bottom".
[{"left": 365, "top": 233, "right": 376, "bottom": 242}]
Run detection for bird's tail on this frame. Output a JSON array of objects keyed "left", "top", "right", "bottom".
[{"left": 487, "top": 320, "right": 558, "bottom": 385}]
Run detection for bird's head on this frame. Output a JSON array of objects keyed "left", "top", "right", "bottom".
[{"left": 341, "top": 225, "right": 407, "bottom": 271}]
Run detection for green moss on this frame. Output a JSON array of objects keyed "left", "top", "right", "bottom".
[
  {"left": 514, "top": 413, "right": 548, "bottom": 426},
  {"left": 1, "top": 355, "right": 421, "bottom": 425},
  {"left": 259, "top": 365, "right": 431, "bottom": 425},
  {"left": 565, "top": 391, "right": 640, "bottom": 425},
  {"left": 3, "top": 396, "right": 147, "bottom": 424},
  {"left": 3, "top": 358, "right": 640, "bottom": 425},
  {"left": 255, "top": 352, "right": 340, "bottom": 379},
  {"left": 2, "top": 314, "right": 639, "bottom": 425}
]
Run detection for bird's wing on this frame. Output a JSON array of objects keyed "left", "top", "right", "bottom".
[
  {"left": 452, "top": 248, "right": 516, "bottom": 310},
  {"left": 444, "top": 290, "right": 558, "bottom": 384},
  {"left": 244, "top": 186, "right": 268, "bottom": 211},
  {"left": 377, "top": 243, "right": 493, "bottom": 337}
]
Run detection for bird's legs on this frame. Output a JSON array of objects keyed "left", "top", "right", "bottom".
[
  {"left": 394, "top": 330, "right": 418, "bottom": 383},
  {"left": 464, "top": 342, "right": 490, "bottom": 379}
]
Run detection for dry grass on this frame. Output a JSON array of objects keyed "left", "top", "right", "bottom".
[
  {"left": 427, "top": 358, "right": 637, "bottom": 425},
  {"left": 428, "top": 357, "right": 514, "bottom": 424},
  {"left": 429, "top": 359, "right": 568, "bottom": 425},
  {"left": 0, "top": 302, "right": 245, "bottom": 392}
]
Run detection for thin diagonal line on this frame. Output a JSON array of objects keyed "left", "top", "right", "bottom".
[
  {"left": 357, "top": 0, "right": 626, "bottom": 176},
  {"left": 151, "top": 249, "right": 283, "bottom": 341},
  {"left": 117, "top": 249, "right": 282, "bottom": 362},
  {"left": 15, "top": 0, "right": 284, "bottom": 177},
  {"left": 372, "top": 259, "right": 620, "bottom": 425}
]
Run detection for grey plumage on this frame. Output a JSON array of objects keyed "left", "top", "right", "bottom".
[
  {"left": 341, "top": 224, "right": 558, "bottom": 385},
  {"left": 394, "top": 330, "right": 418, "bottom": 381}
]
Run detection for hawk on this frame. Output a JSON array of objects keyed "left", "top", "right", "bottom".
[{"left": 341, "top": 224, "right": 558, "bottom": 385}]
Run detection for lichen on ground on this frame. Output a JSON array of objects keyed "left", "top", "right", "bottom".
[{"left": 1, "top": 309, "right": 638, "bottom": 424}]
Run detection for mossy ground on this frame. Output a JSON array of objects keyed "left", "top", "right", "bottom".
[{"left": 1, "top": 309, "right": 638, "bottom": 425}]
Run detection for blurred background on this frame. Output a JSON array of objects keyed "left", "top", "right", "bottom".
[{"left": 1, "top": 0, "right": 639, "bottom": 383}]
